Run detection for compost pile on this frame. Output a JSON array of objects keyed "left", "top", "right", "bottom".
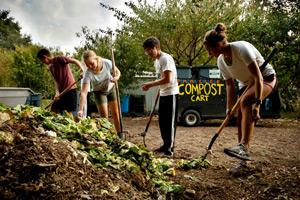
[{"left": 0, "top": 105, "right": 209, "bottom": 199}]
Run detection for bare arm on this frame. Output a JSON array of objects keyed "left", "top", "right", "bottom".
[
  {"left": 112, "top": 66, "right": 121, "bottom": 82},
  {"left": 248, "top": 61, "right": 263, "bottom": 102},
  {"left": 68, "top": 57, "right": 84, "bottom": 76},
  {"left": 78, "top": 83, "right": 89, "bottom": 117},
  {"left": 142, "top": 70, "right": 173, "bottom": 91},
  {"left": 248, "top": 61, "right": 263, "bottom": 120}
]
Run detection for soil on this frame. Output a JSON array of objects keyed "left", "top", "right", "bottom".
[
  {"left": 0, "top": 115, "right": 299, "bottom": 200},
  {"left": 125, "top": 117, "right": 300, "bottom": 200}
]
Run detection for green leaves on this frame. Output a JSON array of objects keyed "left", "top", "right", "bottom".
[
  {"left": 178, "top": 156, "right": 211, "bottom": 170},
  {"left": 2, "top": 105, "right": 209, "bottom": 194}
]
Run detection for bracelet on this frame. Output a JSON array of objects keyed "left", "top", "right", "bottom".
[{"left": 253, "top": 98, "right": 262, "bottom": 106}]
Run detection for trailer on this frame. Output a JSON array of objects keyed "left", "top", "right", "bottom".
[{"left": 177, "top": 66, "right": 281, "bottom": 126}]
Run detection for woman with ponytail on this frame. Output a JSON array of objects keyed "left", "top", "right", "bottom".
[{"left": 204, "top": 23, "right": 277, "bottom": 173}]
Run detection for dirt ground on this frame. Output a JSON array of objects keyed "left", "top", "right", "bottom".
[
  {"left": 1, "top": 112, "right": 299, "bottom": 200},
  {"left": 124, "top": 116, "right": 300, "bottom": 199}
]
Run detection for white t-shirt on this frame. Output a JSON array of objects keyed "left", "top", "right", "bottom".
[
  {"left": 82, "top": 58, "right": 114, "bottom": 92},
  {"left": 218, "top": 41, "right": 276, "bottom": 89},
  {"left": 154, "top": 52, "right": 179, "bottom": 96}
]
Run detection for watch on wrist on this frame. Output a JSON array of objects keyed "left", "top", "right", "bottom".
[{"left": 253, "top": 98, "right": 262, "bottom": 106}]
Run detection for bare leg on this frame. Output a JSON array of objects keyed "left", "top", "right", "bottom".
[
  {"left": 240, "top": 98, "right": 255, "bottom": 148},
  {"left": 237, "top": 107, "right": 242, "bottom": 143},
  {"left": 96, "top": 103, "right": 109, "bottom": 118},
  {"left": 224, "top": 79, "right": 276, "bottom": 162},
  {"left": 240, "top": 82, "right": 275, "bottom": 148}
]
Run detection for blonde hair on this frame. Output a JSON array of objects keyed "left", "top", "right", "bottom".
[
  {"left": 82, "top": 50, "right": 97, "bottom": 62},
  {"left": 204, "top": 23, "right": 227, "bottom": 47}
]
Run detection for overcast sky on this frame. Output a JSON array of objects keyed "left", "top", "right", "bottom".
[{"left": 0, "top": 0, "right": 149, "bottom": 53}]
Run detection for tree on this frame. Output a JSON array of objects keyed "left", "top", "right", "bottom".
[
  {"left": 232, "top": 0, "right": 300, "bottom": 110},
  {"left": 10, "top": 45, "right": 55, "bottom": 98},
  {"left": 90, "top": 0, "right": 245, "bottom": 92},
  {"left": 0, "top": 10, "right": 31, "bottom": 50},
  {"left": 81, "top": 0, "right": 298, "bottom": 111},
  {"left": 0, "top": 48, "right": 14, "bottom": 86},
  {"left": 103, "top": 0, "right": 243, "bottom": 66}
]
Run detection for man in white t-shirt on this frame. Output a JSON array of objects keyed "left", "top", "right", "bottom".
[{"left": 142, "top": 37, "right": 179, "bottom": 156}]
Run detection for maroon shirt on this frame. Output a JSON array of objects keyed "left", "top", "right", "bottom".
[{"left": 49, "top": 56, "right": 76, "bottom": 93}]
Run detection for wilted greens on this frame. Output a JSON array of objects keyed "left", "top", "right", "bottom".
[{"left": 0, "top": 105, "right": 210, "bottom": 193}]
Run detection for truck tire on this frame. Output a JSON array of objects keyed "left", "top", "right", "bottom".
[{"left": 183, "top": 109, "right": 201, "bottom": 126}]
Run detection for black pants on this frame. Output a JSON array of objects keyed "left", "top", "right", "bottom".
[
  {"left": 158, "top": 94, "right": 178, "bottom": 152},
  {"left": 52, "top": 88, "right": 77, "bottom": 114}
]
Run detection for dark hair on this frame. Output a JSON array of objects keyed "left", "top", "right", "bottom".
[
  {"left": 37, "top": 48, "right": 51, "bottom": 59},
  {"left": 204, "top": 23, "right": 227, "bottom": 47},
  {"left": 143, "top": 36, "right": 160, "bottom": 49}
]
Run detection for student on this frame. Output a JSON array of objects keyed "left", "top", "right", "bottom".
[
  {"left": 203, "top": 23, "right": 276, "bottom": 170},
  {"left": 142, "top": 36, "right": 179, "bottom": 156},
  {"left": 37, "top": 48, "right": 84, "bottom": 115},
  {"left": 77, "top": 50, "right": 122, "bottom": 138}
]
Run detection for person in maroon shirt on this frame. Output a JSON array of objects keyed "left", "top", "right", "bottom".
[{"left": 37, "top": 48, "right": 83, "bottom": 115}]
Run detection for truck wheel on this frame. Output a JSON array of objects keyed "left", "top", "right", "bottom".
[{"left": 183, "top": 110, "right": 201, "bottom": 126}]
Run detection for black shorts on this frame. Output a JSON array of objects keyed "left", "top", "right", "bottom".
[{"left": 52, "top": 88, "right": 77, "bottom": 113}]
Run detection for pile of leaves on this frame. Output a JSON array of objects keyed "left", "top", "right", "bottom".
[{"left": 0, "top": 105, "right": 210, "bottom": 199}]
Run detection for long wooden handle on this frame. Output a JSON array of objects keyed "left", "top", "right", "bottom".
[
  {"left": 111, "top": 47, "right": 123, "bottom": 133},
  {"left": 111, "top": 49, "right": 116, "bottom": 77},
  {"left": 45, "top": 79, "right": 80, "bottom": 110},
  {"left": 216, "top": 84, "right": 251, "bottom": 134},
  {"left": 204, "top": 83, "right": 252, "bottom": 158}
]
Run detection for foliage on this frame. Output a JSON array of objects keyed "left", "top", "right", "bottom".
[
  {"left": 266, "top": 0, "right": 300, "bottom": 110},
  {"left": 232, "top": 0, "right": 300, "bottom": 110},
  {"left": 9, "top": 45, "right": 55, "bottom": 98},
  {"left": 0, "top": 48, "right": 14, "bottom": 86},
  {"left": 0, "top": 10, "right": 80, "bottom": 99},
  {"left": 100, "top": 0, "right": 244, "bottom": 66},
  {"left": 1, "top": 44, "right": 81, "bottom": 99},
  {"left": 0, "top": 10, "right": 31, "bottom": 50},
  {"left": 76, "top": 0, "right": 244, "bottom": 92},
  {"left": 97, "top": 0, "right": 299, "bottom": 110},
  {"left": 1, "top": 105, "right": 210, "bottom": 193},
  {"left": 178, "top": 156, "right": 211, "bottom": 170}
]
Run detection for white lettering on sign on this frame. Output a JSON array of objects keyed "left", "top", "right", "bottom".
[{"left": 209, "top": 69, "right": 221, "bottom": 79}]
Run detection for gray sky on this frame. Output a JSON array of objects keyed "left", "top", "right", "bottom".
[{"left": 0, "top": 0, "right": 143, "bottom": 53}]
